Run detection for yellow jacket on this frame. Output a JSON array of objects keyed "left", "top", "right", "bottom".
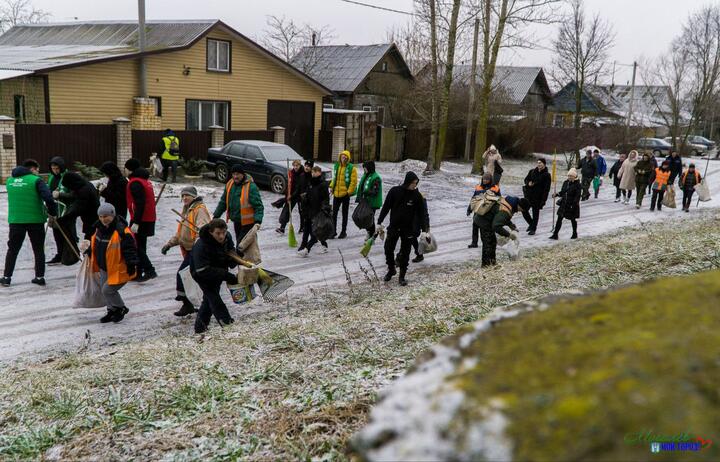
[{"left": 330, "top": 151, "right": 358, "bottom": 198}]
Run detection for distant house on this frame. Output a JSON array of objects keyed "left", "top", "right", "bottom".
[
  {"left": 290, "top": 43, "right": 414, "bottom": 126},
  {"left": 548, "top": 81, "right": 622, "bottom": 128},
  {"left": 0, "top": 20, "right": 331, "bottom": 157}
]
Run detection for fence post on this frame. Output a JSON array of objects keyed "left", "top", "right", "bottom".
[
  {"left": 114, "top": 117, "right": 132, "bottom": 167},
  {"left": 270, "top": 126, "right": 286, "bottom": 144},
  {"left": 209, "top": 125, "right": 225, "bottom": 148},
  {"left": 0, "top": 116, "right": 16, "bottom": 181},
  {"left": 332, "top": 126, "right": 346, "bottom": 162}
]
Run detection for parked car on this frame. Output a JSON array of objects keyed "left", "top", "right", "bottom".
[
  {"left": 687, "top": 135, "right": 716, "bottom": 152},
  {"left": 636, "top": 138, "right": 672, "bottom": 156},
  {"left": 206, "top": 140, "right": 329, "bottom": 194},
  {"left": 662, "top": 137, "right": 707, "bottom": 156}
]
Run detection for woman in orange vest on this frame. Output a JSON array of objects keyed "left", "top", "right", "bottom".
[
  {"left": 650, "top": 160, "right": 672, "bottom": 211},
  {"left": 680, "top": 163, "right": 702, "bottom": 212},
  {"left": 161, "top": 186, "right": 211, "bottom": 317},
  {"left": 89, "top": 203, "right": 139, "bottom": 323}
]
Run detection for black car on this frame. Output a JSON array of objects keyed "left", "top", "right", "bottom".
[
  {"left": 206, "top": 140, "right": 329, "bottom": 194},
  {"left": 636, "top": 138, "right": 672, "bottom": 156}
]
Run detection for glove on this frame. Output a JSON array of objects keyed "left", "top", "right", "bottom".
[
  {"left": 225, "top": 272, "right": 237, "bottom": 284},
  {"left": 127, "top": 264, "right": 137, "bottom": 276},
  {"left": 509, "top": 230, "right": 519, "bottom": 241},
  {"left": 131, "top": 224, "right": 139, "bottom": 233},
  {"left": 161, "top": 244, "right": 171, "bottom": 255},
  {"left": 97, "top": 182, "right": 107, "bottom": 193},
  {"left": 52, "top": 190, "right": 60, "bottom": 199},
  {"left": 79, "top": 239, "right": 91, "bottom": 252},
  {"left": 254, "top": 222, "right": 261, "bottom": 230}
]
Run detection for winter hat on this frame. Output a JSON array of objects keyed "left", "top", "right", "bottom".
[
  {"left": 124, "top": 158, "right": 141, "bottom": 172},
  {"left": 100, "top": 161, "right": 121, "bottom": 176},
  {"left": 567, "top": 168, "right": 578, "bottom": 179},
  {"left": 97, "top": 203, "right": 116, "bottom": 217},
  {"left": 304, "top": 160, "right": 314, "bottom": 168},
  {"left": 689, "top": 163, "right": 696, "bottom": 168},
  {"left": 363, "top": 160, "right": 376, "bottom": 173},
  {"left": 231, "top": 164, "right": 245, "bottom": 174},
  {"left": 482, "top": 173, "right": 493, "bottom": 184},
  {"left": 505, "top": 195, "right": 520, "bottom": 212},
  {"left": 403, "top": 171, "right": 420, "bottom": 187},
  {"left": 181, "top": 186, "right": 198, "bottom": 198},
  {"left": 537, "top": 158, "right": 547, "bottom": 165}
]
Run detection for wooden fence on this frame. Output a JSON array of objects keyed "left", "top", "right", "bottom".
[{"left": 132, "top": 130, "right": 212, "bottom": 164}]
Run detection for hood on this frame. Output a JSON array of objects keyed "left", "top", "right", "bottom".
[
  {"left": 339, "top": 150, "right": 352, "bottom": 163},
  {"left": 403, "top": 171, "right": 419, "bottom": 187},
  {"left": 11, "top": 166, "right": 33, "bottom": 178},
  {"left": 505, "top": 195, "right": 520, "bottom": 212},
  {"left": 61, "top": 171, "right": 88, "bottom": 191},
  {"left": 100, "top": 161, "right": 122, "bottom": 177},
  {"left": 128, "top": 167, "right": 150, "bottom": 180},
  {"left": 49, "top": 156, "right": 66, "bottom": 173},
  {"left": 363, "top": 161, "right": 376, "bottom": 174}
]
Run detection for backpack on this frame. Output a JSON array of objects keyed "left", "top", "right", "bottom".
[
  {"left": 168, "top": 137, "right": 180, "bottom": 155},
  {"left": 469, "top": 190, "right": 501, "bottom": 216}
]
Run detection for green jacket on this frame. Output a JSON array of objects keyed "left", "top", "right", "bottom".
[
  {"left": 474, "top": 201, "right": 517, "bottom": 238},
  {"left": 357, "top": 171, "right": 383, "bottom": 209},
  {"left": 213, "top": 178, "right": 264, "bottom": 224}
]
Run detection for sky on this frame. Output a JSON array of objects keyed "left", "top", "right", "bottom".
[{"left": 27, "top": 0, "right": 711, "bottom": 87}]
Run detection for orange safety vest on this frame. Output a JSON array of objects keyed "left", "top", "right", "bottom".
[
  {"left": 91, "top": 227, "right": 136, "bottom": 285},
  {"left": 224, "top": 179, "right": 255, "bottom": 226},
  {"left": 654, "top": 168, "right": 671, "bottom": 187},
  {"left": 681, "top": 170, "right": 700, "bottom": 185},
  {"left": 476, "top": 184, "right": 500, "bottom": 193},
  {"left": 176, "top": 202, "right": 208, "bottom": 257}
]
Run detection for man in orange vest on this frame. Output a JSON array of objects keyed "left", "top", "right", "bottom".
[{"left": 213, "top": 165, "right": 264, "bottom": 247}]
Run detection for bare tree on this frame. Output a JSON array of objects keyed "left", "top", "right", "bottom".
[
  {"left": 260, "top": 15, "right": 336, "bottom": 67},
  {"left": 0, "top": 0, "right": 49, "bottom": 33}
]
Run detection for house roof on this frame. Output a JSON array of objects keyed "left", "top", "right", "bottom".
[
  {"left": 0, "top": 20, "right": 331, "bottom": 94},
  {"left": 290, "top": 43, "right": 412, "bottom": 93},
  {"left": 551, "top": 81, "right": 620, "bottom": 117},
  {"left": 448, "top": 65, "right": 552, "bottom": 105}
]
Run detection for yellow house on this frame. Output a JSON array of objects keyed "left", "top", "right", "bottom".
[{"left": 0, "top": 20, "right": 331, "bottom": 157}]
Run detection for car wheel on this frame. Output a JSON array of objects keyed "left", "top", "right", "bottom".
[
  {"left": 270, "top": 174, "right": 286, "bottom": 194},
  {"left": 215, "top": 163, "right": 228, "bottom": 183}
]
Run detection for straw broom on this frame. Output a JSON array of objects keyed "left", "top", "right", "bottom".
[{"left": 286, "top": 158, "right": 298, "bottom": 248}]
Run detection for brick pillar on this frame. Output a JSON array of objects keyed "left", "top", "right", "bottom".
[
  {"left": 114, "top": 117, "right": 132, "bottom": 167},
  {"left": 270, "top": 126, "right": 286, "bottom": 144},
  {"left": 209, "top": 125, "right": 225, "bottom": 148},
  {"left": 332, "top": 126, "right": 346, "bottom": 162},
  {"left": 0, "top": 116, "right": 16, "bottom": 181},
  {"left": 131, "top": 97, "right": 161, "bottom": 130}
]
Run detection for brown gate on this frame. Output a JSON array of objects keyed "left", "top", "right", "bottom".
[
  {"left": 224, "top": 130, "right": 274, "bottom": 143},
  {"left": 15, "top": 124, "right": 116, "bottom": 169},
  {"left": 267, "top": 100, "right": 315, "bottom": 157},
  {"left": 132, "top": 130, "right": 211, "bottom": 164}
]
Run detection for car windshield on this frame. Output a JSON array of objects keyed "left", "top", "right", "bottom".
[
  {"left": 261, "top": 145, "right": 303, "bottom": 162},
  {"left": 654, "top": 139, "right": 671, "bottom": 147}
]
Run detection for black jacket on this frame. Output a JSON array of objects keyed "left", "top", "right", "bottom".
[
  {"left": 412, "top": 194, "right": 430, "bottom": 237},
  {"left": 556, "top": 179, "right": 582, "bottom": 219},
  {"left": 10, "top": 166, "right": 58, "bottom": 217},
  {"left": 378, "top": 172, "right": 429, "bottom": 233},
  {"left": 90, "top": 216, "right": 138, "bottom": 274},
  {"left": 304, "top": 175, "right": 330, "bottom": 219},
  {"left": 288, "top": 168, "right": 306, "bottom": 203},
  {"left": 127, "top": 168, "right": 155, "bottom": 235},
  {"left": 58, "top": 172, "right": 100, "bottom": 235},
  {"left": 190, "top": 224, "right": 237, "bottom": 284},
  {"left": 665, "top": 154, "right": 683, "bottom": 183},
  {"left": 578, "top": 156, "right": 597, "bottom": 178},
  {"left": 523, "top": 167, "right": 552, "bottom": 209},
  {"left": 609, "top": 159, "right": 624, "bottom": 187},
  {"left": 99, "top": 162, "right": 129, "bottom": 219},
  {"left": 48, "top": 156, "right": 66, "bottom": 192}
]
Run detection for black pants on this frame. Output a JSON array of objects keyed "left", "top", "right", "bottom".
[
  {"left": 135, "top": 231, "right": 155, "bottom": 276},
  {"left": 650, "top": 189, "right": 665, "bottom": 211},
  {"left": 176, "top": 251, "right": 192, "bottom": 298},
  {"left": 332, "top": 195, "right": 350, "bottom": 235},
  {"left": 233, "top": 222, "right": 254, "bottom": 250},
  {"left": 410, "top": 235, "right": 420, "bottom": 257},
  {"left": 471, "top": 222, "right": 480, "bottom": 246},
  {"left": 195, "top": 280, "right": 232, "bottom": 331},
  {"left": 300, "top": 215, "right": 327, "bottom": 251},
  {"left": 554, "top": 216, "right": 577, "bottom": 236},
  {"left": 4, "top": 223, "right": 46, "bottom": 278},
  {"left": 521, "top": 206, "right": 541, "bottom": 231},
  {"left": 161, "top": 159, "right": 178, "bottom": 182},
  {"left": 636, "top": 184, "right": 647, "bottom": 206},
  {"left": 278, "top": 198, "right": 300, "bottom": 231},
  {"left": 682, "top": 188, "right": 694, "bottom": 209},
  {"left": 385, "top": 227, "right": 412, "bottom": 270},
  {"left": 581, "top": 176, "right": 592, "bottom": 200},
  {"left": 477, "top": 218, "right": 496, "bottom": 266}
]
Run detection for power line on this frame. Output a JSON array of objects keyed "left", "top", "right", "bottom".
[{"left": 338, "top": 0, "right": 415, "bottom": 16}]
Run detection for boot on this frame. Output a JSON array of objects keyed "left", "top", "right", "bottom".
[
  {"left": 338, "top": 231, "right": 347, "bottom": 239},
  {"left": 47, "top": 255, "right": 62, "bottom": 265},
  {"left": 549, "top": 234, "right": 559, "bottom": 240},
  {"left": 412, "top": 254, "right": 424, "bottom": 263},
  {"left": 174, "top": 298, "right": 196, "bottom": 317},
  {"left": 100, "top": 307, "right": 116, "bottom": 323},
  {"left": 528, "top": 230, "right": 536, "bottom": 236},
  {"left": 571, "top": 233, "right": 578, "bottom": 239},
  {"left": 398, "top": 268, "right": 408, "bottom": 286},
  {"left": 0, "top": 276, "right": 10, "bottom": 287},
  {"left": 195, "top": 320, "right": 208, "bottom": 334},
  {"left": 468, "top": 243, "right": 479, "bottom": 248},
  {"left": 218, "top": 317, "right": 235, "bottom": 327},
  {"left": 31, "top": 277, "right": 46, "bottom": 286},
  {"left": 112, "top": 306, "right": 129, "bottom": 323},
  {"left": 383, "top": 266, "right": 397, "bottom": 282}
]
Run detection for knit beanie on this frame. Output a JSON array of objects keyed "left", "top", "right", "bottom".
[
  {"left": 97, "top": 203, "right": 116, "bottom": 217},
  {"left": 231, "top": 164, "right": 245, "bottom": 174},
  {"left": 567, "top": 168, "right": 578, "bottom": 179},
  {"left": 124, "top": 158, "right": 141, "bottom": 172},
  {"left": 181, "top": 186, "right": 198, "bottom": 198}
]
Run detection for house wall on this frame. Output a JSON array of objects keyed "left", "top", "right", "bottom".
[
  {"left": 0, "top": 76, "right": 46, "bottom": 123},
  {"left": 45, "top": 24, "right": 326, "bottom": 154},
  {"left": 350, "top": 49, "right": 412, "bottom": 125}
]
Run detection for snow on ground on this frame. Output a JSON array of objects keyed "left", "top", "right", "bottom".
[{"left": 1, "top": 156, "right": 720, "bottom": 363}]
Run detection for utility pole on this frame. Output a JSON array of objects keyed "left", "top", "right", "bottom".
[
  {"left": 625, "top": 61, "right": 637, "bottom": 142},
  {"left": 137, "top": 0, "right": 148, "bottom": 98},
  {"left": 464, "top": 18, "right": 480, "bottom": 162}
]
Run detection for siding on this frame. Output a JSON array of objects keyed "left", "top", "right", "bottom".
[
  {"left": 46, "top": 24, "right": 325, "bottom": 154},
  {"left": 0, "top": 76, "right": 46, "bottom": 123}
]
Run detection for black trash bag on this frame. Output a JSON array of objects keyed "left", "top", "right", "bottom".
[
  {"left": 352, "top": 199, "right": 374, "bottom": 230},
  {"left": 278, "top": 202, "right": 290, "bottom": 227},
  {"left": 312, "top": 210, "right": 335, "bottom": 242},
  {"left": 271, "top": 197, "right": 286, "bottom": 209}
]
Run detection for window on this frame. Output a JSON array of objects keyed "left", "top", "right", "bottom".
[
  {"left": 186, "top": 100, "right": 229, "bottom": 130},
  {"left": 207, "top": 39, "right": 231, "bottom": 72},
  {"left": 323, "top": 103, "right": 334, "bottom": 109},
  {"left": 362, "top": 105, "right": 373, "bottom": 111},
  {"left": 150, "top": 96, "right": 162, "bottom": 116},
  {"left": 227, "top": 143, "right": 245, "bottom": 157},
  {"left": 552, "top": 114, "right": 564, "bottom": 128},
  {"left": 381, "top": 61, "right": 388, "bottom": 72},
  {"left": 14, "top": 95, "right": 25, "bottom": 123},
  {"left": 244, "top": 146, "right": 262, "bottom": 161}
]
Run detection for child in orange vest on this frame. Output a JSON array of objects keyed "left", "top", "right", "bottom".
[
  {"left": 680, "top": 163, "right": 702, "bottom": 212},
  {"left": 650, "top": 160, "right": 671, "bottom": 211}
]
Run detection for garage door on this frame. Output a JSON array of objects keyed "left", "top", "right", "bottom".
[{"left": 267, "top": 100, "right": 315, "bottom": 158}]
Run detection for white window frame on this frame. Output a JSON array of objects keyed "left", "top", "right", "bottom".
[
  {"left": 323, "top": 103, "right": 334, "bottom": 109},
  {"left": 186, "top": 100, "right": 229, "bottom": 130},
  {"left": 553, "top": 114, "right": 564, "bottom": 128},
  {"left": 362, "top": 105, "right": 373, "bottom": 111},
  {"left": 207, "top": 39, "right": 230, "bottom": 72}
]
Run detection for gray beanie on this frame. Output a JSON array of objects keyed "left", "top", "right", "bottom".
[
  {"left": 97, "top": 203, "right": 116, "bottom": 217},
  {"left": 180, "top": 186, "right": 198, "bottom": 198}
]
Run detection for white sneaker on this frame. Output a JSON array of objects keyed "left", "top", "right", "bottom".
[
  {"left": 614, "top": 198, "right": 620, "bottom": 203},
  {"left": 297, "top": 248, "right": 309, "bottom": 258},
  {"left": 635, "top": 204, "right": 641, "bottom": 209},
  {"left": 319, "top": 245, "right": 328, "bottom": 254}
]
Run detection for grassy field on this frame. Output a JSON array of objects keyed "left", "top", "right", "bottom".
[{"left": 1, "top": 210, "right": 720, "bottom": 461}]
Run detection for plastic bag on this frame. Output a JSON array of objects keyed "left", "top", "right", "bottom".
[
  {"left": 179, "top": 266, "right": 202, "bottom": 307},
  {"left": 228, "top": 284, "right": 256, "bottom": 304},
  {"left": 237, "top": 266, "right": 259, "bottom": 287},
  {"left": 662, "top": 185, "right": 676, "bottom": 208},
  {"left": 352, "top": 199, "right": 374, "bottom": 230},
  {"left": 152, "top": 155, "right": 163, "bottom": 176},
  {"left": 695, "top": 180, "right": 711, "bottom": 202},
  {"left": 417, "top": 231, "right": 437, "bottom": 255},
  {"left": 73, "top": 258, "right": 105, "bottom": 308},
  {"left": 312, "top": 210, "right": 335, "bottom": 242}
]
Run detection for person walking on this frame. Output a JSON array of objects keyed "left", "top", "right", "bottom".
[
  {"left": 329, "top": 150, "right": 358, "bottom": 239},
  {"left": 647, "top": 151, "right": 658, "bottom": 195},
  {"left": 356, "top": 160, "right": 383, "bottom": 238},
  {"left": 522, "top": 158, "right": 552, "bottom": 235},
  {"left": 666, "top": 150, "right": 683, "bottom": 186},
  {"left": 578, "top": 150, "right": 597, "bottom": 201},
  {"left": 634, "top": 152, "right": 653, "bottom": 209},
  {"left": 377, "top": 172, "right": 429, "bottom": 286},
  {"left": 159, "top": 128, "right": 180, "bottom": 183},
  {"left": 618, "top": 150, "right": 638, "bottom": 204},
  {"left": 467, "top": 173, "right": 500, "bottom": 248},
  {"left": 592, "top": 149, "right": 607, "bottom": 198},
  {"left": 190, "top": 219, "right": 238, "bottom": 334},
  {"left": 1, "top": 159, "right": 58, "bottom": 287},
  {"left": 680, "top": 163, "right": 702, "bottom": 212},
  {"left": 213, "top": 165, "right": 264, "bottom": 245},
  {"left": 89, "top": 203, "right": 138, "bottom": 323},
  {"left": 609, "top": 153, "right": 626, "bottom": 203},
  {"left": 98, "top": 161, "right": 128, "bottom": 220},
  {"left": 482, "top": 145, "right": 503, "bottom": 185},
  {"left": 46, "top": 156, "right": 68, "bottom": 265},
  {"left": 276, "top": 159, "right": 305, "bottom": 235},
  {"left": 650, "top": 160, "right": 671, "bottom": 211},
  {"left": 161, "top": 186, "right": 211, "bottom": 317},
  {"left": 550, "top": 168, "right": 582, "bottom": 240},
  {"left": 55, "top": 172, "right": 100, "bottom": 241},
  {"left": 297, "top": 165, "right": 331, "bottom": 257},
  {"left": 124, "top": 158, "right": 158, "bottom": 281}
]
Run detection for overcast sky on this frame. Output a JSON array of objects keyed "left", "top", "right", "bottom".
[{"left": 29, "top": 0, "right": 709, "bottom": 86}]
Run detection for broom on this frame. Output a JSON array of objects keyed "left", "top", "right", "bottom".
[
  {"left": 285, "top": 158, "right": 297, "bottom": 248},
  {"left": 288, "top": 214, "right": 298, "bottom": 248}
]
